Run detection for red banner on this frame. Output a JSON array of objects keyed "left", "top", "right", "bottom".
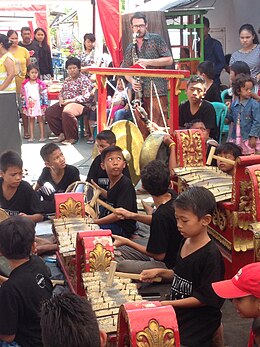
[{"left": 96, "top": 0, "right": 123, "bottom": 67}]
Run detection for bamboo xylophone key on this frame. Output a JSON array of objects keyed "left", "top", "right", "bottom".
[{"left": 106, "top": 260, "right": 117, "bottom": 287}]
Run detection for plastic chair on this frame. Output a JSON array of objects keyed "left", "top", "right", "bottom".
[
  {"left": 211, "top": 102, "right": 228, "bottom": 143},
  {"left": 221, "top": 88, "right": 230, "bottom": 103}
]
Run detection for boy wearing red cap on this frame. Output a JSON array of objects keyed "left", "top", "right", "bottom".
[{"left": 212, "top": 262, "right": 260, "bottom": 347}]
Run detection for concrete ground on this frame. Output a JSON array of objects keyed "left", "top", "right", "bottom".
[{"left": 19, "top": 128, "right": 252, "bottom": 347}]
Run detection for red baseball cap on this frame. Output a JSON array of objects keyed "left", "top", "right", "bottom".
[{"left": 212, "top": 263, "right": 260, "bottom": 299}]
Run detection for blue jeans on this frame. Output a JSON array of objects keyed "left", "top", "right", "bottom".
[{"left": 113, "top": 109, "right": 132, "bottom": 122}]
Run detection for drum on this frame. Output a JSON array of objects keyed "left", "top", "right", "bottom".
[{"left": 139, "top": 131, "right": 169, "bottom": 172}]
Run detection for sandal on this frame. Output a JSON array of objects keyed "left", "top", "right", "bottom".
[
  {"left": 39, "top": 138, "right": 46, "bottom": 143},
  {"left": 27, "top": 138, "right": 35, "bottom": 142},
  {"left": 23, "top": 134, "right": 30, "bottom": 139}
]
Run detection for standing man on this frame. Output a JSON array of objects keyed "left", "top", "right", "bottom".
[
  {"left": 121, "top": 12, "right": 173, "bottom": 127},
  {"left": 18, "top": 27, "right": 40, "bottom": 139},
  {"left": 19, "top": 27, "right": 39, "bottom": 65},
  {"left": 197, "top": 17, "right": 225, "bottom": 86}
]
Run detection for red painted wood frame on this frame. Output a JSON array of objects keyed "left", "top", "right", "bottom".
[{"left": 87, "top": 67, "right": 190, "bottom": 134}]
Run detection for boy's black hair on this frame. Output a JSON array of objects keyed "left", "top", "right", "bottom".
[
  {"left": 96, "top": 130, "right": 116, "bottom": 145},
  {"left": 232, "top": 73, "right": 255, "bottom": 97},
  {"left": 230, "top": 61, "right": 250, "bottom": 76},
  {"left": 100, "top": 145, "right": 123, "bottom": 163},
  {"left": 0, "top": 151, "right": 23, "bottom": 172},
  {"left": 65, "top": 57, "right": 81, "bottom": 70},
  {"left": 197, "top": 61, "right": 215, "bottom": 80},
  {"left": 41, "top": 293, "right": 101, "bottom": 347},
  {"left": 187, "top": 75, "right": 205, "bottom": 86},
  {"left": 130, "top": 12, "right": 147, "bottom": 25},
  {"left": 40, "top": 143, "right": 60, "bottom": 162},
  {"left": 141, "top": 160, "right": 170, "bottom": 196},
  {"left": 0, "top": 216, "right": 35, "bottom": 260},
  {"left": 174, "top": 186, "right": 216, "bottom": 219},
  {"left": 215, "top": 142, "right": 242, "bottom": 159}
]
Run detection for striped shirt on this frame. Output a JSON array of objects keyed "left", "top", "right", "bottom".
[
  {"left": 230, "top": 44, "right": 260, "bottom": 84},
  {"left": 0, "top": 52, "right": 16, "bottom": 93}
]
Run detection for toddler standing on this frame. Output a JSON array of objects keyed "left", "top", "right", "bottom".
[
  {"left": 21, "top": 63, "right": 48, "bottom": 142},
  {"left": 226, "top": 73, "right": 260, "bottom": 154}
]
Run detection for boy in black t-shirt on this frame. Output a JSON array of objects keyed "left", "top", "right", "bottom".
[
  {"left": 179, "top": 75, "right": 218, "bottom": 140},
  {"left": 93, "top": 146, "right": 137, "bottom": 237},
  {"left": 0, "top": 151, "right": 44, "bottom": 223},
  {"left": 197, "top": 61, "right": 222, "bottom": 102},
  {"left": 113, "top": 160, "right": 182, "bottom": 273},
  {"left": 141, "top": 187, "right": 225, "bottom": 347},
  {"left": 35, "top": 143, "right": 80, "bottom": 213},
  {"left": 86, "top": 129, "right": 131, "bottom": 191},
  {"left": 0, "top": 216, "right": 53, "bottom": 347}
]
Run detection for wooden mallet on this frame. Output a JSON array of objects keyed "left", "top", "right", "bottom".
[{"left": 206, "top": 146, "right": 235, "bottom": 166}]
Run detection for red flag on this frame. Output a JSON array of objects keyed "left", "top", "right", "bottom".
[{"left": 96, "top": 0, "right": 123, "bottom": 67}]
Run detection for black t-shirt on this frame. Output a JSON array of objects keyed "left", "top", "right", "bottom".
[
  {"left": 0, "top": 255, "right": 53, "bottom": 347},
  {"left": 0, "top": 178, "right": 44, "bottom": 216},
  {"left": 37, "top": 165, "right": 80, "bottom": 193},
  {"left": 86, "top": 154, "right": 131, "bottom": 191},
  {"left": 100, "top": 175, "right": 137, "bottom": 236},
  {"left": 170, "top": 239, "right": 225, "bottom": 347},
  {"left": 146, "top": 190, "right": 183, "bottom": 268},
  {"left": 18, "top": 41, "right": 40, "bottom": 65},
  {"left": 204, "top": 83, "right": 221, "bottom": 103},
  {"left": 179, "top": 100, "right": 218, "bottom": 140}
]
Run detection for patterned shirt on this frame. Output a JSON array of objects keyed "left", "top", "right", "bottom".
[
  {"left": 59, "top": 72, "right": 93, "bottom": 105},
  {"left": 121, "top": 32, "right": 172, "bottom": 97},
  {"left": 230, "top": 44, "right": 260, "bottom": 84}
]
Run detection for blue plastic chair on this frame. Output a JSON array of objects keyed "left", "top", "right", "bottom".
[
  {"left": 211, "top": 102, "right": 228, "bottom": 143},
  {"left": 221, "top": 89, "right": 230, "bottom": 103}
]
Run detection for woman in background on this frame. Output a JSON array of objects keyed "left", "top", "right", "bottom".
[
  {"left": 0, "top": 34, "right": 21, "bottom": 155},
  {"left": 34, "top": 27, "right": 54, "bottom": 80},
  {"left": 7, "top": 29, "right": 30, "bottom": 139},
  {"left": 230, "top": 24, "right": 260, "bottom": 88}
]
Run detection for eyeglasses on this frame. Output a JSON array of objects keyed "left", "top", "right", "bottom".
[{"left": 132, "top": 24, "right": 146, "bottom": 29}]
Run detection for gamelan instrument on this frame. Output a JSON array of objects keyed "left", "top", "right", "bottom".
[
  {"left": 53, "top": 190, "right": 181, "bottom": 345},
  {"left": 173, "top": 129, "right": 260, "bottom": 278}
]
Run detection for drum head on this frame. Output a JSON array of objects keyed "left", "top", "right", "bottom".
[
  {"left": 111, "top": 120, "right": 144, "bottom": 185},
  {"left": 139, "top": 132, "right": 169, "bottom": 171}
]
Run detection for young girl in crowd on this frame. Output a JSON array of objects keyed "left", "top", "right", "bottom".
[
  {"left": 21, "top": 64, "right": 49, "bottom": 142},
  {"left": 107, "top": 77, "right": 131, "bottom": 125},
  {"left": 226, "top": 73, "right": 260, "bottom": 154}
]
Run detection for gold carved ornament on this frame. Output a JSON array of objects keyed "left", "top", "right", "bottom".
[
  {"left": 136, "top": 319, "right": 176, "bottom": 347},
  {"left": 59, "top": 197, "right": 83, "bottom": 218},
  {"left": 178, "top": 130, "right": 203, "bottom": 167},
  {"left": 238, "top": 181, "right": 253, "bottom": 212},
  {"left": 89, "top": 243, "right": 112, "bottom": 272},
  {"left": 212, "top": 208, "right": 228, "bottom": 231}
]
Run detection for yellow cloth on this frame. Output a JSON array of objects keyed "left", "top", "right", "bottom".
[
  {"left": 10, "top": 46, "right": 30, "bottom": 94},
  {"left": 0, "top": 52, "right": 16, "bottom": 93}
]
